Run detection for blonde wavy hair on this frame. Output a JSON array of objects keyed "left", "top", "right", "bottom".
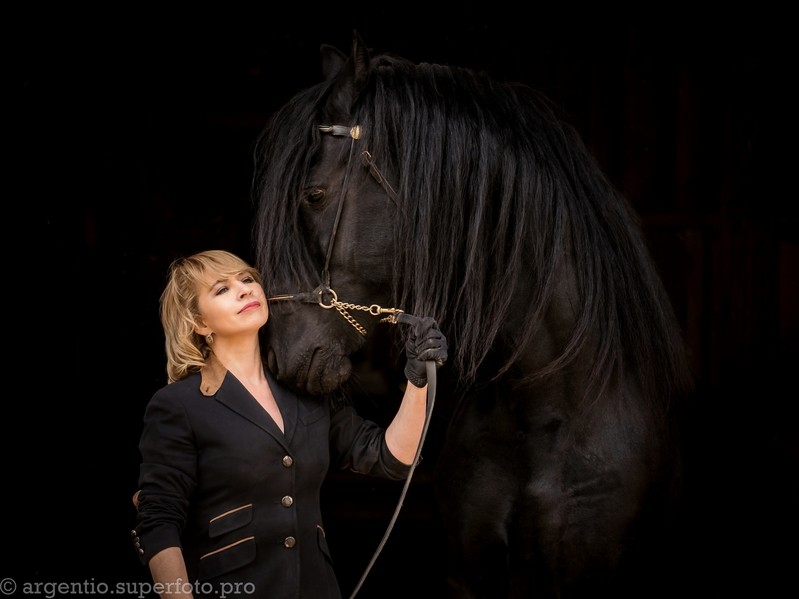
[{"left": 160, "top": 250, "right": 263, "bottom": 383}]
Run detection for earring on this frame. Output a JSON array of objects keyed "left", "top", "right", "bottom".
[{"left": 205, "top": 333, "right": 214, "bottom": 345}]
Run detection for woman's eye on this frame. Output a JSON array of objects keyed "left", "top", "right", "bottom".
[
  {"left": 306, "top": 187, "right": 326, "bottom": 205},
  {"left": 242, "top": 276, "right": 255, "bottom": 284},
  {"left": 215, "top": 286, "right": 229, "bottom": 296}
]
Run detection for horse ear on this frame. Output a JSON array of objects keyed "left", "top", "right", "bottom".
[
  {"left": 320, "top": 44, "right": 347, "bottom": 81},
  {"left": 322, "top": 30, "right": 372, "bottom": 120},
  {"left": 350, "top": 29, "right": 370, "bottom": 93}
]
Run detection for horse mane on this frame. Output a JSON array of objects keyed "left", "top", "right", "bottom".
[{"left": 253, "top": 50, "right": 693, "bottom": 406}]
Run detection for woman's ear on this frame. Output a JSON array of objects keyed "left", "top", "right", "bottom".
[{"left": 194, "top": 318, "right": 210, "bottom": 337}]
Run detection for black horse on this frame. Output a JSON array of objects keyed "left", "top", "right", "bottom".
[{"left": 253, "top": 31, "right": 693, "bottom": 599}]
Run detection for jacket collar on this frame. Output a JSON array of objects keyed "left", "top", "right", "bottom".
[{"left": 199, "top": 352, "right": 228, "bottom": 396}]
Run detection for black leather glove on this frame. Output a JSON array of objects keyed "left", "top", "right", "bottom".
[{"left": 397, "top": 313, "right": 448, "bottom": 388}]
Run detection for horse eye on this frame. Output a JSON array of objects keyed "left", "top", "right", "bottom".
[{"left": 305, "top": 187, "right": 326, "bottom": 205}]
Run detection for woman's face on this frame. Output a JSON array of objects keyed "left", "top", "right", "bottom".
[{"left": 194, "top": 269, "right": 269, "bottom": 340}]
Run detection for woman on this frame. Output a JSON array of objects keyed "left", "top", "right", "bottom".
[{"left": 131, "top": 250, "right": 447, "bottom": 598}]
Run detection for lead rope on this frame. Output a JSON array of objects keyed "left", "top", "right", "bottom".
[
  {"left": 349, "top": 360, "right": 437, "bottom": 599},
  {"left": 268, "top": 292, "right": 440, "bottom": 597}
]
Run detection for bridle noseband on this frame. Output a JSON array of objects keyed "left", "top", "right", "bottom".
[{"left": 268, "top": 124, "right": 403, "bottom": 334}]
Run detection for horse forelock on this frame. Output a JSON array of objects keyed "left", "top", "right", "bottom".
[{"left": 254, "top": 82, "right": 332, "bottom": 298}]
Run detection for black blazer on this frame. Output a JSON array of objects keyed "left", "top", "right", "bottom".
[{"left": 132, "top": 356, "right": 409, "bottom": 599}]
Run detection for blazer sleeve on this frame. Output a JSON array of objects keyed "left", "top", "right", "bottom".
[
  {"left": 327, "top": 402, "right": 411, "bottom": 481},
  {"left": 133, "top": 386, "right": 198, "bottom": 565}
]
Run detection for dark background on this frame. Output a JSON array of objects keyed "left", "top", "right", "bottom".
[{"left": 8, "top": 10, "right": 796, "bottom": 599}]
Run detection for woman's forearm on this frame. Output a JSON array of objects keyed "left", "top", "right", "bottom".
[
  {"left": 148, "top": 547, "right": 194, "bottom": 598},
  {"left": 385, "top": 382, "right": 428, "bottom": 465}
]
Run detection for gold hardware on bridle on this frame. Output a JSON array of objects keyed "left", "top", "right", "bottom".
[
  {"left": 329, "top": 297, "right": 404, "bottom": 335},
  {"left": 268, "top": 288, "right": 403, "bottom": 336}
]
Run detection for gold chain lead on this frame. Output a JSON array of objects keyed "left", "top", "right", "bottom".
[{"left": 331, "top": 299, "right": 404, "bottom": 335}]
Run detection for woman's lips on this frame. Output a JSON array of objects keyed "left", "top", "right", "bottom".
[{"left": 239, "top": 301, "right": 261, "bottom": 313}]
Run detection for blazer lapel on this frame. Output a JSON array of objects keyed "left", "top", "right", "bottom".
[
  {"left": 201, "top": 355, "right": 290, "bottom": 446},
  {"left": 265, "top": 368, "right": 299, "bottom": 444}
]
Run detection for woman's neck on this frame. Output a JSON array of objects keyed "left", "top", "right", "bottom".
[{"left": 209, "top": 337, "right": 265, "bottom": 384}]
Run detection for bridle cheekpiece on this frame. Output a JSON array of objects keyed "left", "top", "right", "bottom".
[{"left": 267, "top": 124, "right": 402, "bottom": 335}]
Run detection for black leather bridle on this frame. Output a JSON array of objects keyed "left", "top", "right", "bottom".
[{"left": 268, "top": 124, "right": 404, "bottom": 334}]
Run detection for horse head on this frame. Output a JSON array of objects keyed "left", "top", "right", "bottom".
[{"left": 255, "top": 33, "right": 400, "bottom": 396}]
